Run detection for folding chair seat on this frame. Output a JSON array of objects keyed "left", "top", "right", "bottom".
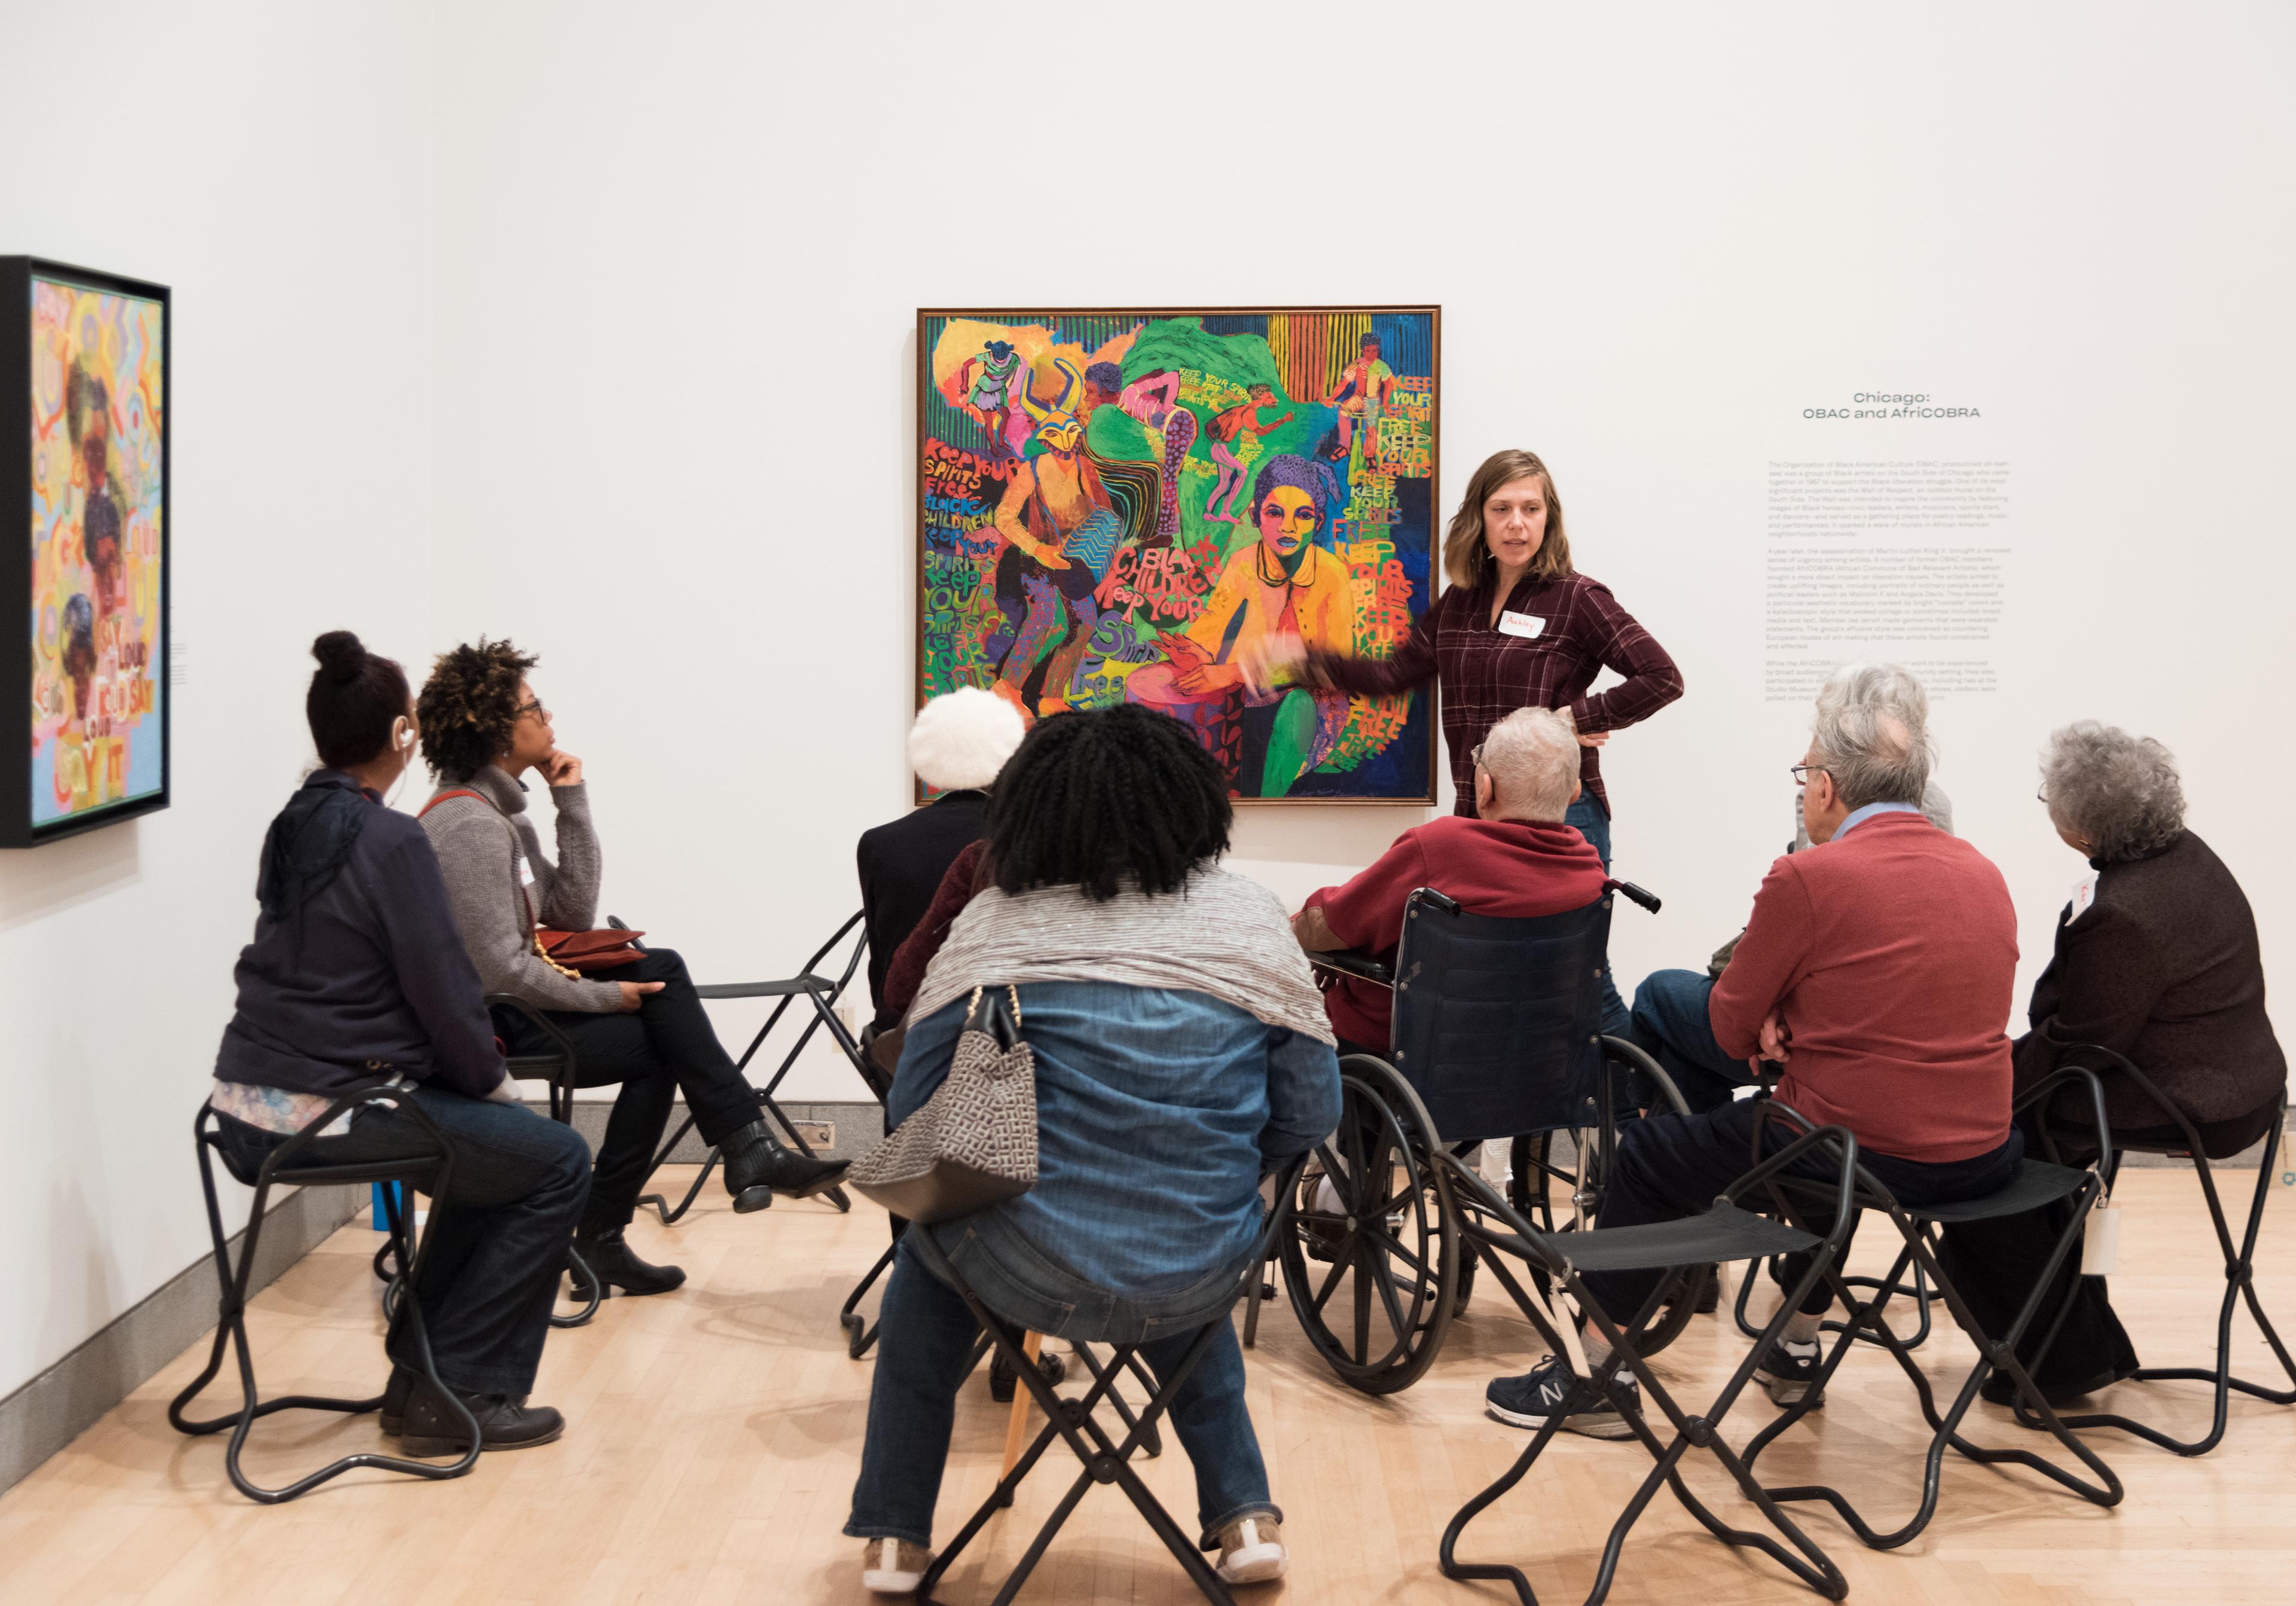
[
  {"left": 1433, "top": 1112, "right": 1862, "bottom": 1606},
  {"left": 2020, "top": 1045, "right": 2296, "bottom": 1456},
  {"left": 1738, "top": 1069, "right": 2124, "bottom": 1549},
  {"left": 642, "top": 910, "right": 872, "bottom": 1225},
  {"left": 169, "top": 1090, "right": 481, "bottom": 1503},
  {"left": 903, "top": 1155, "right": 1311, "bottom": 1606}
]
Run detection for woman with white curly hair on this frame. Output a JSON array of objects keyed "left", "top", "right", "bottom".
[
  {"left": 857, "top": 687, "right": 1028, "bottom": 1030},
  {"left": 1940, "top": 720, "right": 2286, "bottom": 1406}
]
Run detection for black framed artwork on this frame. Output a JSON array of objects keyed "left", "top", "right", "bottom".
[{"left": 0, "top": 257, "right": 170, "bottom": 846}]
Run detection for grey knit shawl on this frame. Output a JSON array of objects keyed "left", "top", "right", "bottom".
[{"left": 910, "top": 866, "right": 1336, "bottom": 1045}]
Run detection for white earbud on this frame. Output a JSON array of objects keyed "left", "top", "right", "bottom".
[{"left": 393, "top": 717, "right": 416, "bottom": 753}]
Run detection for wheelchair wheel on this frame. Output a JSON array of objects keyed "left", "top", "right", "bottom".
[
  {"left": 1507, "top": 1040, "right": 1708, "bottom": 1358},
  {"left": 1278, "top": 1054, "right": 1458, "bottom": 1396}
]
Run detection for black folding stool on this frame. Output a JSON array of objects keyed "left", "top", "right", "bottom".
[
  {"left": 634, "top": 910, "right": 874, "bottom": 1225},
  {"left": 170, "top": 1091, "right": 482, "bottom": 1503},
  {"left": 905, "top": 1154, "right": 1312, "bottom": 1606},
  {"left": 1736, "top": 1068, "right": 2124, "bottom": 1549},
  {"left": 1433, "top": 1107, "right": 1862, "bottom": 1606},
  {"left": 2019, "top": 1044, "right": 2296, "bottom": 1456}
]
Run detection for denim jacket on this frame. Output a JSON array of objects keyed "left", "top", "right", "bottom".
[{"left": 891, "top": 980, "right": 1342, "bottom": 1297}]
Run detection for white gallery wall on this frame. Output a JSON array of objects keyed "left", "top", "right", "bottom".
[
  {"left": 429, "top": 0, "right": 2295, "bottom": 1103},
  {"left": 4, "top": 0, "right": 2292, "bottom": 1404},
  {"left": 0, "top": 4, "right": 438, "bottom": 1397}
]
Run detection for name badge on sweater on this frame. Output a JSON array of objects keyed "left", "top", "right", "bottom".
[
  {"left": 1498, "top": 610, "right": 1546, "bottom": 640},
  {"left": 520, "top": 856, "right": 537, "bottom": 889},
  {"left": 2066, "top": 870, "right": 2097, "bottom": 924}
]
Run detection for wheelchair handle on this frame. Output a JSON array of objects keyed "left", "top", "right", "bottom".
[{"left": 1606, "top": 879, "right": 1661, "bottom": 914}]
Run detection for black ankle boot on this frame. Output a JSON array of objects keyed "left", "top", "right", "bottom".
[
  {"left": 570, "top": 1224, "right": 687, "bottom": 1298},
  {"left": 398, "top": 1375, "right": 565, "bottom": 1457},
  {"left": 718, "top": 1119, "right": 850, "bottom": 1213}
]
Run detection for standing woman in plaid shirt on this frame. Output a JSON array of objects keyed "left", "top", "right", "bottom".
[{"left": 1257, "top": 448, "right": 1683, "bottom": 1032}]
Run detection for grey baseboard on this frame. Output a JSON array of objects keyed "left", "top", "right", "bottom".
[
  {"left": 527, "top": 1099, "right": 887, "bottom": 1163},
  {"left": 0, "top": 1180, "right": 365, "bottom": 1499}
]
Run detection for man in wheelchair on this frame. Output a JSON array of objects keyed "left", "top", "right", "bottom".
[
  {"left": 1485, "top": 664, "right": 2029, "bottom": 1436},
  {"left": 1293, "top": 706, "right": 1607, "bottom": 1055}
]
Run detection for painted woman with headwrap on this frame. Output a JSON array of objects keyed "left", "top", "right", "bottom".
[{"left": 1126, "top": 454, "right": 1353, "bottom": 796}]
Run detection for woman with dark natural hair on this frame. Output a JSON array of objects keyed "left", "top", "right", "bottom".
[
  {"left": 416, "top": 637, "right": 845, "bottom": 1301},
  {"left": 1942, "top": 722, "right": 2286, "bottom": 1405},
  {"left": 209, "top": 632, "right": 591, "bottom": 1455},
  {"left": 1253, "top": 447, "right": 1683, "bottom": 1031},
  {"left": 847, "top": 704, "right": 1342, "bottom": 1595}
]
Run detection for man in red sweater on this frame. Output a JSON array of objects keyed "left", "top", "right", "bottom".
[
  {"left": 1293, "top": 707, "right": 1609, "bottom": 1052},
  {"left": 1488, "top": 665, "right": 2026, "bottom": 1438}
]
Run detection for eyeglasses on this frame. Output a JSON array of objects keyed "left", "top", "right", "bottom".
[
  {"left": 1470, "top": 743, "right": 1485, "bottom": 768},
  {"left": 517, "top": 699, "right": 549, "bottom": 722},
  {"left": 1788, "top": 764, "right": 1831, "bottom": 784}
]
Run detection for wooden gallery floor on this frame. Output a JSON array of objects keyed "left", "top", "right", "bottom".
[{"left": 4, "top": 1167, "right": 2292, "bottom": 1606}]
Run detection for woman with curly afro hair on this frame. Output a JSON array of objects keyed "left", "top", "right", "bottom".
[{"left": 416, "top": 638, "right": 845, "bottom": 1297}]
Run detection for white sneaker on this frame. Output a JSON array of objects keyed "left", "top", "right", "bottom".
[
  {"left": 860, "top": 1537, "right": 933, "bottom": 1595},
  {"left": 1215, "top": 1515, "right": 1289, "bottom": 1584}
]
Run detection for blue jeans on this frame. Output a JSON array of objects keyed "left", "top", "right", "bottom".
[
  {"left": 846, "top": 1227, "right": 1279, "bottom": 1550},
  {"left": 1628, "top": 967, "right": 1759, "bottom": 1113},
  {"left": 213, "top": 1085, "right": 591, "bottom": 1396},
  {"left": 1563, "top": 796, "right": 1632, "bottom": 1040}
]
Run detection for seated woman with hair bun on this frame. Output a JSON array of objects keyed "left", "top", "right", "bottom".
[
  {"left": 1941, "top": 721, "right": 2286, "bottom": 1406},
  {"left": 209, "top": 631, "right": 591, "bottom": 1455},
  {"left": 414, "top": 638, "right": 846, "bottom": 1302}
]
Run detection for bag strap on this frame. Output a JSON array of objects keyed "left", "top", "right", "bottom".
[
  {"left": 417, "top": 787, "right": 493, "bottom": 820},
  {"left": 964, "top": 985, "right": 1024, "bottom": 1028}
]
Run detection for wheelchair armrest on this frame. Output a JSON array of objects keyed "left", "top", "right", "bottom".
[{"left": 1306, "top": 949, "right": 1393, "bottom": 986}]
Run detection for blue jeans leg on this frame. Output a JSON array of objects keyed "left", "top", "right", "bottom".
[
  {"left": 1137, "top": 1317, "right": 1277, "bottom": 1544},
  {"left": 1628, "top": 968, "right": 1755, "bottom": 1114},
  {"left": 845, "top": 1241, "right": 1279, "bottom": 1550},
  {"left": 1563, "top": 796, "right": 1632, "bottom": 1040},
  {"left": 847, "top": 1239, "right": 982, "bottom": 1549}
]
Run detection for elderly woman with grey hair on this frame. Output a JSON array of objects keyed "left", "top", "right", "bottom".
[
  {"left": 1940, "top": 720, "right": 2286, "bottom": 1406},
  {"left": 2019, "top": 721, "right": 2285, "bottom": 1150}
]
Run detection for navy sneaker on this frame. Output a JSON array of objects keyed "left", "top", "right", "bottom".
[
  {"left": 1485, "top": 1355, "right": 1638, "bottom": 1440},
  {"left": 1755, "top": 1338, "right": 1825, "bottom": 1407}
]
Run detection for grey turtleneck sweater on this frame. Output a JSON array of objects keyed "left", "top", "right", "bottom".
[{"left": 420, "top": 764, "right": 624, "bottom": 1013}]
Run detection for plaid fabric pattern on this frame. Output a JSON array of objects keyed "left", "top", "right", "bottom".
[{"left": 1311, "top": 570, "right": 1683, "bottom": 815}]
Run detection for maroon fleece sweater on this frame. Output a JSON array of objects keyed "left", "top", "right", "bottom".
[{"left": 1711, "top": 810, "right": 2017, "bottom": 1163}]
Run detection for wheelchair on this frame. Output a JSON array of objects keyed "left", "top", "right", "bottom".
[{"left": 1276, "top": 881, "right": 1702, "bottom": 1396}]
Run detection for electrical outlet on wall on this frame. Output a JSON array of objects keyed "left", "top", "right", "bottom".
[{"left": 792, "top": 1120, "right": 835, "bottom": 1152}]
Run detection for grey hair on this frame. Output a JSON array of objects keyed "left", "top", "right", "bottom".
[
  {"left": 1479, "top": 706, "right": 1579, "bottom": 822},
  {"left": 2041, "top": 721, "right": 2185, "bottom": 862},
  {"left": 1810, "top": 662, "right": 1934, "bottom": 810}
]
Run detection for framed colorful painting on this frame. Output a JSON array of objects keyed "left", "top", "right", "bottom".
[
  {"left": 916, "top": 306, "right": 1439, "bottom": 804},
  {"left": 1, "top": 258, "right": 170, "bottom": 845}
]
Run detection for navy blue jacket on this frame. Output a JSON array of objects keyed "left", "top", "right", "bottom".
[{"left": 213, "top": 771, "right": 506, "bottom": 1100}]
